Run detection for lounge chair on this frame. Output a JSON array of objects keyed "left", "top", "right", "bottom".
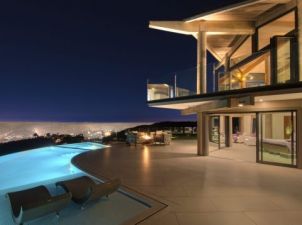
[
  {"left": 56, "top": 176, "right": 121, "bottom": 208},
  {"left": 6, "top": 185, "right": 71, "bottom": 225}
]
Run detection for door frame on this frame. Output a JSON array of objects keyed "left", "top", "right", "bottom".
[{"left": 256, "top": 110, "right": 297, "bottom": 168}]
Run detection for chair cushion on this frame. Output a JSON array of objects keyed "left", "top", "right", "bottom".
[
  {"left": 7, "top": 186, "right": 51, "bottom": 217},
  {"left": 56, "top": 176, "right": 95, "bottom": 204}
]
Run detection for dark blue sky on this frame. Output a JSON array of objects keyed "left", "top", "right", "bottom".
[{"left": 0, "top": 0, "right": 242, "bottom": 122}]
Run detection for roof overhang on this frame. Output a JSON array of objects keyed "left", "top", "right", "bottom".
[
  {"left": 149, "top": 0, "right": 295, "bottom": 62},
  {"left": 185, "top": 0, "right": 292, "bottom": 23},
  {"left": 149, "top": 21, "right": 255, "bottom": 36}
]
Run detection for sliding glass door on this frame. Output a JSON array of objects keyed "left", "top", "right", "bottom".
[
  {"left": 210, "top": 116, "right": 220, "bottom": 144},
  {"left": 209, "top": 116, "right": 226, "bottom": 149},
  {"left": 257, "top": 111, "right": 296, "bottom": 166}
]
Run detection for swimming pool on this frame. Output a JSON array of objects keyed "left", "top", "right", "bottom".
[
  {"left": 0, "top": 142, "right": 106, "bottom": 194},
  {"left": 0, "top": 141, "right": 167, "bottom": 225}
]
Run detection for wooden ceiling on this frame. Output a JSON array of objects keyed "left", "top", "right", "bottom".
[{"left": 192, "top": 0, "right": 294, "bottom": 61}]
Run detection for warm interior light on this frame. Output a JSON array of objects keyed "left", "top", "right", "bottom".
[
  {"left": 104, "top": 131, "right": 112, "bottom": 137},
  {"left": 259, "top": 99, "right": 263, "bottom": 102},
  {"left": 142, "top": 134, "right": 152, "bottom": 140},
  {"left": 238, "top": 103, "right": 244, "bottom": 107}
]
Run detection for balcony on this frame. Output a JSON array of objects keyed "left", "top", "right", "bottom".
[
  {"left": 147, "top": 67, "right": 198, "bottom": 101},
  {"left": 147, "top": 35, "right": 298, "bottom": 103}
]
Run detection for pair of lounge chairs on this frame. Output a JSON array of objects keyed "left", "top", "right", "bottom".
[
  {"left": 56, "top": 176, "right": 121, "bottom": 209},
  {"left": 6, "top": 186, "right": 71, "bottom": 225},
  {"left": 6, "top": 176, "right": 121, "bottom": 225}
]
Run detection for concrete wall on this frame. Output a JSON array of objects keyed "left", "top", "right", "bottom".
[
  {"left": 242, "top": 115, "right": 252, "bottom": 135},
  {"left": 272, "top": 114, "right": 285, "bottom": 139},
  {"left": 262, "top": 113, "right": 285, "bottom": 139}
]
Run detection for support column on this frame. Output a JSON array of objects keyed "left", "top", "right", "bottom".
[
  {"left": 224, "top": 116, "right": 231, "bottom": 148},
  {"left": 298, "top": 1, "right": 302, "bottom": 81},
  {"left": 225, "top": 54, "right": 231, "bottom": 91},
  {"left": 197, "top": 112, "right": 209, "bottom": 156},
  {"left": 229, "top": 116, "right": 233, "bottom": 147},
  {"left": 297, "top": 109, "right": 302, "bottom": 168},
  {"left": 197, "top": 31, "right": 207, "bottom": 94}
]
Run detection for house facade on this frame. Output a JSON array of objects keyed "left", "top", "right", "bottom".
[{"left": 148, "top": 0, "right": 302, "bottom": 168}]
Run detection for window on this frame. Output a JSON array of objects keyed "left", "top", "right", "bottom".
[
  {"left": 230, "top": 36, "right": 252, "bottom": 67},
  {"left": 258, "top": 11, "right": 295, "bottom": 50},
  {"left": 218, "top": 73, "right": 230, "bottom": 91},
  {"left": 230, "top": 52, "right": 271, "bottom": 90},
  {"left": 276, "top": 37, "right": 291, "bottom": 83}
]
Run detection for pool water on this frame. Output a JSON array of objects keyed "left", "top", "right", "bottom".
[
  {"left": 0, "top": 142, "right": 160, "bottom": 225},
  {"left": 0, "top": 142, "right": 106, "bottom": 194}
]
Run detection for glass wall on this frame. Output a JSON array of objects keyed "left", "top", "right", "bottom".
[
  {"left": 218, "top": 73, "right": 230, "bottom": 91},
  {"left": 229, "top": 52, "right": 271, "bottom": 90},
  {"left": 209, "top": 116, "right": 227, "bottom": 149},
  {"left": 276, "top": 37, "right": 292, "bottom": 83},
  {"left": 147, "top": 84, "right": 171, "bottom": 101},
  {"left": 258, "top": 11, "right": 295, "bottom": 50},
  {"left": 258, "top": 111, "right": 296, "bottom": 166},
  {"left": 210, "top": 116, "right": 220, "bottom": 144}
]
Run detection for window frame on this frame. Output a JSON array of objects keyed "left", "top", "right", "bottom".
[{"left": 270, "top": 35, "right": 298, "bottom": 84}]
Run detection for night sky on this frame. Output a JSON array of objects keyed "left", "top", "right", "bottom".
[{"left": 0, "top": 0, "right": 243, "bottom": 122}]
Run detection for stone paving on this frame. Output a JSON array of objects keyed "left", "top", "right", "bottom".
[{"left": 74, "top": 140, "right": 302, "bottom": 225}]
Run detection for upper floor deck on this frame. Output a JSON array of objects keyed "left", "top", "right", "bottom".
[{"left": 147, "top": 0, "right": 302, "bottom": 106}]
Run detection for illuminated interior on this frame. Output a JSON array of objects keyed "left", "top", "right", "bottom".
[
  {"left": 258, "top": 11, "right": 295, "bottom": 50},
  {"left": 148, "top": 1, "right": 298, "bottom": 99},
  {"left": 230, "top": 36, "right": 252, "bottom": 67}
]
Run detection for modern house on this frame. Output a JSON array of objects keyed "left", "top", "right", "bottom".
[{"left": 148, "top": 0, "right": 302, "bottom": 168}]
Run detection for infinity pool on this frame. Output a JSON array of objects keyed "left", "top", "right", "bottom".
[
  {"left": 0, "top": 142, "right": 162, "bottom": 225},
  {"left": 0, "top": 142, "right": 106, "bottom": 194}
]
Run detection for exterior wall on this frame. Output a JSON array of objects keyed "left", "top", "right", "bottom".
[
  {"left": 272, "top": 114, "right": 285, "bottom": 139},
  {"left": 242, "top": 115, "right": 252, "bottom": 135},
  {"left": 262, "top": 114, "right": 286, "bottom": 139},
  {"left": 219, "top": 116, "right": 225, "bottom": 135}
]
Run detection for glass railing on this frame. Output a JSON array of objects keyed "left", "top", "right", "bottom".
[
  {"left": 147, "top": 39, "right": 298, "bottom": 102},
  {"left": 147, "top": 65, "right": 218, "bottom": 101},
  {"left": 147, "top": 67, "right": 197, "bottom": 101}
]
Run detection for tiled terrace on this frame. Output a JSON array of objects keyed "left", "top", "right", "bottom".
[{"left": 73, "top": 140, "right": 302, "bottom": 225}]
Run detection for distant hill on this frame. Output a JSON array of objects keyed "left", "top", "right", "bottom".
[
  {"left": 0, "top": 134, "right": 84, "bottom": 156},
  {"left": 124, "top": 121, "right": 197, "bottom": 132},
  {"left": 102, "top": 121, "right": 197, "bottom": 143}
]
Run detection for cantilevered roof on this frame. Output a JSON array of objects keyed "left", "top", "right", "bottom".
[
  {"left": 185, "top": 0, "right": 292, "bottom": 22},
  {"left": 149, "top": 0, "right": 295, "bottom": 61}
]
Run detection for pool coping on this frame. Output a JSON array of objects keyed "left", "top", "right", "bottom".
[{"left": 72, "top": 146, "right": 168, "bottom": 225}]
